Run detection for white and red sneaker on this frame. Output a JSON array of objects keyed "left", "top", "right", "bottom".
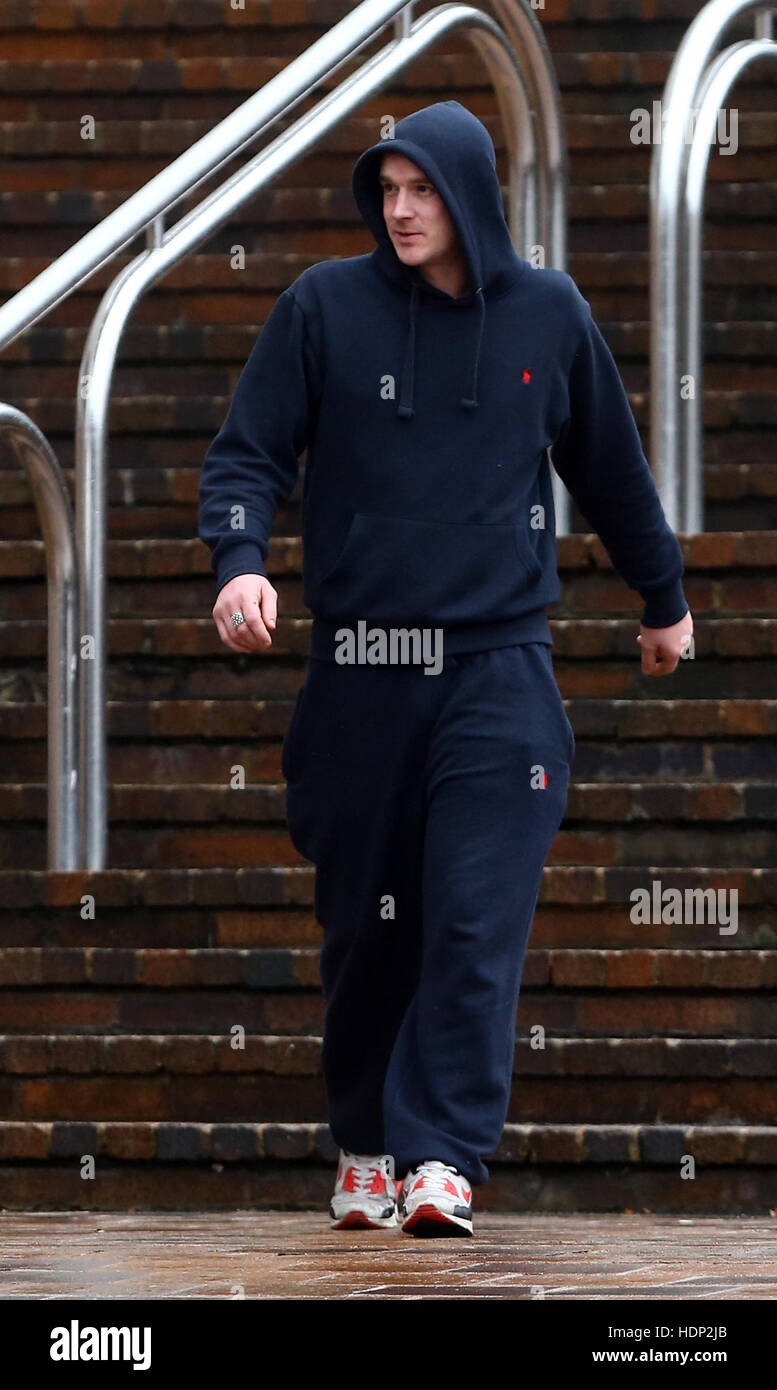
[
  {"left": 329, "top": 1150, "right": 398, "bottom": 1230},
  {"left": 399, "top": 1159, "right": 473, "bottom": 1236}
]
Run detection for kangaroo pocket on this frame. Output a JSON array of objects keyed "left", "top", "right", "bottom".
[{"left": 314, "top": 511, "right": 543, "bottom": 625}]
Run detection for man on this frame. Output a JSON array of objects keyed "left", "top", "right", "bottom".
[{"left": 198, "top": 101, "right": 693, "bottom": 1238}]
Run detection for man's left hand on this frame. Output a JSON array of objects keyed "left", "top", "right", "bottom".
[{"left": 636, "top": 609, "right": 694, "bottom": 676}]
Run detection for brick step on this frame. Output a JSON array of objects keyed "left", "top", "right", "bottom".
[
  {"left": 2, "top": 481, "right": 777, "bottom": 535},
  {"left": 0, "top": 865, "right": 770, "bottom": 911},
  {"left": 1, "top": 1034, "right": 774, "bottom": 1126},
  {"left": 3, "top": 895, "right": 773, "bottom": 953},
  {"left": 1, "top": 739, "right": 772, "bottom": 783},
  {"left": 3, "top": 653, "right": 777, "bottom": 701},
  {"left": 0, "top": 297, "right": 774, "bottom": 362},
  {"left": 2, "top": 240, "right": 777, "bottom": 304},
  {"left": 0, "top": 1121, "right": 774, "bottom": 1215},
  {"left": 3, "top": 184, "right": 777, "bottom": 262},
  {"left": 2, "top": 819, "right": 773, "bottom": 870},
  {"left": 0, "top": 838, "right": 750, "bottom": 875},
  {"left": 3, "top": 620, "right": 777, "bottom": 676},
  {"left": 1, "top": 45, "right": 769, "bottom": 106},
  {"left": 0, "top": 1075, "right": 769, "bottom": 1128},
  {"left": 2, "top": 435, "right": 773, "bottom": 489},
  {"left": 4, "top": 1032, "right": 774, "bottom": 1077},
  {"left": 3, "top": 777, "right": 777, "bottom": 813},
  {"left": 3, "top": 530, "right": 775, "bottom": 583},
  {"left": 4, "top": 1032, "right": 775, "bottom": 1074},
  {"left": 2, "top": 95, "right": 775, "bottom": 179},
  {"left": 0, "top": 983, "right": 773, "bottom": 1039},
  {"left": 2, "top": 454, "right": 777, "bottom": 523},
  {"left": 7, "top": 570, "right": 777, "bottom": 625},
  {"left": 1, "top": 283, "right": 772, "bottom": 332},
  {"left": 3, "top": 564, "right": 776, "bottom": 620},
  {"left": 2, "top": 699, "right": 777, "bottom": 743},
  {"left": 233, "top": 263, "right": 777, "bottom": 311},
  {"left": 2, "top": 385, "right": 777, "bottom": 449},
  {"left": 8, "top": 109, "right": 775, "bottom": 158},
  {"left": 0, "top": 267, "right": 775, "bottom": 351},
  {"left": 2, "top": 760, "right": 777, "bottom": 859},
  {"left": 2, "top": 141, "right": 775, "bottom": 212},
  {"left": 0, "top": 300, "right": 775, "bottom": 386},
  {"left": 6, "top": 64, "right": 714, "bottom": 117},
  {"left": 3, "top": 376, "right": 776, "bottom": 431},
  {"left": 3, "top": 48, "right": 756, "bottom": 106},
  {"left": 2, "top": 946, "right": 774, "bottom": 991}
]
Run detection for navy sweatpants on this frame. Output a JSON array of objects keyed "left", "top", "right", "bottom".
[{"left": 281, "top": 641, "right": 575, "bottom": 1187}]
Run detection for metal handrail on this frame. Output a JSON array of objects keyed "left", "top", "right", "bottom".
[
  {"left": 0, "top": 406, "right": 80, "bottom": 869},
  {"left": 650, "top": 0, "right": 776, "bottom": 532},
  {"left": 684, "top": 36, "right": 776, "bottom": 532},
  {"left": 0, "top": 0, "right": 567, "bottom": 868}
]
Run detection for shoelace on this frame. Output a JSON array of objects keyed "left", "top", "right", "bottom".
[
  {"left": 342, "top": 1154, "right": 387, "bottom": 1195},
  {"left": 408, "top": 1160, "right": 463, "bottom": 1195}
]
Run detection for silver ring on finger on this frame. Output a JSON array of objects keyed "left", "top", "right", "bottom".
[{"left": 231, "top": 610, "right": 245, "bottom": 630}]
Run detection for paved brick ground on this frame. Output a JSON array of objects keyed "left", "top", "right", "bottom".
[{"left": 0, "top": 1212, "right": 775, "bottom": 1299}]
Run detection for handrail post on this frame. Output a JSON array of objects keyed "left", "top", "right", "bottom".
[
  {"left": 0, "top": 406, "right": 81, "bottom": 869},
  {"left": 684, "top": 37, "right": 776, "bottom": 536},
  {"left": 486, "top": 2, "right": 570, "bottom": 535},
  {"left": 651, "top": 0, "right": 777, "bottom": 532},
  {"left": 394, "top": 2, "right": 414, "bottom": 39}
]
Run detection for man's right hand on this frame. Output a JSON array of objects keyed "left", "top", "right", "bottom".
[{"left": 212, "top": 574, "right": 278, "bottom": 653}]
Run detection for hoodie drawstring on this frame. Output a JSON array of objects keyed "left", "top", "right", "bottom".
[
  {"left": 397, "top": 281, "right": 419, "bottom": 420},
  {"left": 396, "top": 283, "right": 485, "bottom": 420},
  {"left": 460, "top": 286, "right": 485, "bottom": 411}
]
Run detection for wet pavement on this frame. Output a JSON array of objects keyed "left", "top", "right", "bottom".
[{"left": 0, "top": 1211, "right": 775, "bottom": 1299}]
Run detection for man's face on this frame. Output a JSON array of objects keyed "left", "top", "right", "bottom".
[{"left": 379, "top": 152, "right": 462, "bottom": 276}]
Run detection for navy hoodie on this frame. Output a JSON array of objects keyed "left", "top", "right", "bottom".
[{"left": 198, "top": 100, "right": 689, "bottom": 659}]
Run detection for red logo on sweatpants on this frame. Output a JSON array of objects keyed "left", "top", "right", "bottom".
[{"left": 522, "top": 368, "right": 532, "bottom": 383}]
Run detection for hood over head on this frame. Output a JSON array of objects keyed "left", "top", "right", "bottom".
[{"left": 351, "top": 100, "right": 528, "bottom": 418}]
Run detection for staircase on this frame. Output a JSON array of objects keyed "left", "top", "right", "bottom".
[{"left": 1, "top": 1, "right": 776, "bottom": 1212}]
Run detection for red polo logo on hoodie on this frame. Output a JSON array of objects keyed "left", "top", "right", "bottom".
[{"left": 522, "top": 368, "right": 532, "bottom": 383}]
